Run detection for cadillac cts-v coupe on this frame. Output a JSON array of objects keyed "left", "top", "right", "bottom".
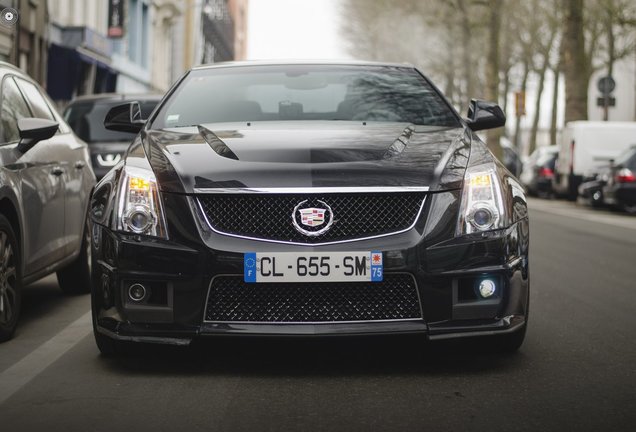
[{"left": 89, "top": 61, "right": 529, "bottom": 355}]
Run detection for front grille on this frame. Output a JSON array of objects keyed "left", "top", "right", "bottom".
[
  {"left": 197, "top": 193, "right": 426, "bottom": 244},
  {"left": 204, "top": 274, "right": 421, "bottom": 323}
]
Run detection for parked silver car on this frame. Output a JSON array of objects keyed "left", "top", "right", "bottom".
[{"left": 0, "top": 62, "right": 95, "bottom": 341}]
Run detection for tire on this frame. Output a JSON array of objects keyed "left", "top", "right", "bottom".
[
  {"left": 93, "top": 327, "right": 128, "bottom": 357},
  {"left": 57, "top": 215, "right": 91, "bottom": 295},
  {"left": 0, "top": 214, "right": 21, "bottom": 342},
  {"left": 491, "top": 324, "right": 527, "bottom": 353},
  {"left": 623, "top": 204, "right": 636, "bottom": 214}
]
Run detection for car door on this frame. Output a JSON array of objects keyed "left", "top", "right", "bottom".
[
  {"left": 0, "top": 75, "right": 66, "bottom": 274},
  {"left": 14, "top": 77, "right": 92, "bottom": 257}
]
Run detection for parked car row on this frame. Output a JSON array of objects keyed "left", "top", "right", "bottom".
[
  {"left": 519, "top": 121, "right": 636, "bottom": 215},
  {"left": 0, "top": 61, "right": 160, "bottom": 342}
]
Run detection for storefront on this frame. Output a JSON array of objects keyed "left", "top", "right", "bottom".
[{"left": 47, "top": 26, "right": 118, "bottom": 104}]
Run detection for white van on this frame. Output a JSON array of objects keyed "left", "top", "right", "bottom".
[{"left": 553, "top": 121, "right": 636, "bottom": 199}]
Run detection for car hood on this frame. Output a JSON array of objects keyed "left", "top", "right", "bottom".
[{"left": 140, "top": 121, "right": 471, "bottom": 194}]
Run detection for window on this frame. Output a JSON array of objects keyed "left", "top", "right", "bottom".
[
  {"left": 0, "top": 77, "right": 33, "bottom": 143},
  {"left": 14, "top": 78, "right": 56, "bottom": 121},
  {"left": 151, "top": 65, "right": 460, "bottom": 129}
]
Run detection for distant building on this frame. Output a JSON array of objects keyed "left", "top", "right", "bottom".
[
  {"left": 177, "top": 0, "right": 248, "bottom": 71},
  {"left": 47, "top": 0, "right": 118, "bottom": 104},
  {"left": 228, "top": 0, "right": 248, "bottom": 61},
  {"left": 0, "top": 0, "right": 49, "bottom": 86},
  {"left": 43, "top": 0, "right": 248, "bottom": 103}
]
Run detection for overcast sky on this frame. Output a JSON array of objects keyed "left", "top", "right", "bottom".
[{"left": 246, "top": 0, "right": 351, "bottom": 60}]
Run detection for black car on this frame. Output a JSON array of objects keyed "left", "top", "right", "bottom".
[
  {"left": 520, "top": 145, "right": 558, "bottom": 197},
  {"left": 579, "top": 145, "right": 636, "bottom": 212},
  {"left": 0, "top": 62, "right": 95, "bottom": 341},
  {"left": 89, "top": 61, "right": 529, "bottom": 355},
  {"left": 63, "top": 94, "right": 161, "bottom": 179}
]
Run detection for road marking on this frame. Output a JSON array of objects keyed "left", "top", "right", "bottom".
[
  {"left": 529, "top": 203, "right": 636, "bottom": 231},
  {"left": 0, "top": 311, "right": 92, "bottom": 405}
]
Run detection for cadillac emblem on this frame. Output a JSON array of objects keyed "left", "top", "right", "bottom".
[{"left": 292, "top": 200, "right": 334, "bottom": 236}]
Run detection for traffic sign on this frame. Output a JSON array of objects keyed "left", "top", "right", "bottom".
[
  {"left": 597, "top": 76, "right": 616, "bottom": 95},
  {"left": 597, "top": 96, "right": 616, "bottom": 107}
]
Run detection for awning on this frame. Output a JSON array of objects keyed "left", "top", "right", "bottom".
[{"left": 47, "top": 44, "right": 118, "bottom": 101}]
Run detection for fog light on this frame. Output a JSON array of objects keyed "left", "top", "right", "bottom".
[
  {"left": 128, "top": 283, "right": 147, "bottom": 302},
  {"left": 478, "top": 279, "right": 497, "bottom": 298}
]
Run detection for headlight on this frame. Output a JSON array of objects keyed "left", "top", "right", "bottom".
[
  {"left": 114, "top": 166, "right": 168, "bottom": 239},
  {"left": 457, "top": 164, "right": 506, "bottom": 235}
]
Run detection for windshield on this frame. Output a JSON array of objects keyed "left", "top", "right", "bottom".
[
  {"left": 64, "top": 100, "right": 158, "bottom": 143},
  {"left": 151, "top": 65, "right": 460, "bottom": 129}
]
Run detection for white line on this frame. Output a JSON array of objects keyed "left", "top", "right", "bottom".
[
  {"left": 530, "top": 204, "right": 636, "bottom": 231},
  {"left": 0, "top": 311, "right": 92, "bottom": 405}
]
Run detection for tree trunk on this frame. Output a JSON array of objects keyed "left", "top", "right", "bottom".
[
  {"left": 486, "top": 0, "right": 504, "bottom": 160},
  {"left": 514, "top": 61, "right": 530, "bottom": 152},
  {"left": 456, "top": 0, "right": 474, "bottom": 111},
  {"left": 550, "top": 66, "right": 560, "bottom": 146},
  {"left": 562, "top": 0, "right": 588, "bottom": 123},
  {"left": 529, "top": 64, "right": 548, "bottom": 155}
]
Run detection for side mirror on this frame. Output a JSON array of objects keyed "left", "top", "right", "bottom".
[
  {"left": 466, "top": 99, "right": 506, "bottom": 131},
  {"left": 104, "top": 102, "right": 145, "bottom": 133},
  {"left": 17, "top": 118, "right": 59, "bottom": 153}
]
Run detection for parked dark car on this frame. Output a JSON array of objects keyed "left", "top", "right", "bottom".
[
  {"left": 500, "top": 138, "right": 523, "bottom": 178},
  {"left": 89, "top": 61, "right": 529, "bottom": 356},
  {"left": 63, "top": 94, "right": 161, "bottom": 179},
  {"left": 0, "top": 62, "right": 95, "bottom": 341},
  {"left": 579, "top": 145, "right": 636, "bottom": 212},
  {"left": 520, "top": 145, "right": 558, "bottom": 197}
]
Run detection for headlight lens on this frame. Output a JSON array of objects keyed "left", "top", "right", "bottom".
[
  {"left": 114, "top": 166, "right": 168, "bottom": 239},
  {"left": 457, "top": 164, "right": 506, "bottom": 235}
]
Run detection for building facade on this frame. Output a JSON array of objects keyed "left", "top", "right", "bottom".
[
  {"left": 3, "top": 0, "right": 247, "bottom": 104},
  {"left": 0, "top": 0, "right": 49, "bottom": 86},
  {"left": 47, "top": 0, "right": 117, "bottom": 103}
]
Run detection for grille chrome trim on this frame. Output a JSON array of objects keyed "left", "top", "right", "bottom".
[
  {"left": 194, "top": 192, "right": 427, "bottom": 246},
  {"left": 193, "top": 186, "right": 430, "bottom": 194},
  {"left": 203, "top": 273, "right": 423, "bottom": 324}
]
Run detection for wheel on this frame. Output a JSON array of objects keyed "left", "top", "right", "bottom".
[
  {"left": 57, "top": 215, "right": 91, "bottom": 295},
  {"left": 0, "top": 214, "right": 21, "bottom": 342},
  {"left": 91, "top": 299, "right": 128, "bottom": 357},
  {"left": 591, "top": 190, "right": 604, "bottom": 208},
  {"left": 93, "top": 327, "right": 128, "bottom": 357},
  {"left": 491, "top": 324, "right": 527, "bottom": 353},
  {"left": 623, "top": 204, "right": 636, "bottom": 214}
]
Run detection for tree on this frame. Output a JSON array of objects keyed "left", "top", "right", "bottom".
[{"left": 562, "top": 0, "right": 588, "bottom": 123}]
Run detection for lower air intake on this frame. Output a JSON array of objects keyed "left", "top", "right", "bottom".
[{"left": 204, "top": 274, "right": 421, "bottom": 323}]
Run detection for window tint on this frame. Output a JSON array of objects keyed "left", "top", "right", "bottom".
[
  {"left": 1, "top": 77, "right": 33, "bottom": 143},
  {"left": 15, "top": 78, "right": 55, "bottom": 121},
  {"left": 151, "top": 65, "right": 460, "bottom": 128}
]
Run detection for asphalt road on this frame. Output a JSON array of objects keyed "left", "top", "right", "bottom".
[{"left": 1, "top": 198, "right": 635, "bottom": 432}]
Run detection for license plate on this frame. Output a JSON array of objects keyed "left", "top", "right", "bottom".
[{"left": 244, "top": 251, "right": 383, "bottom": 283}]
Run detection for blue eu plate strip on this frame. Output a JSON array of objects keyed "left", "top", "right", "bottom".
[
  {"left": 244, "top": 252, "right": 257, "bottom": 283},
  {"left": 370, "top": 250, "right": 383, "bottom": 282}
]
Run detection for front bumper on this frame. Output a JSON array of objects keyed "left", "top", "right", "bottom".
[{"left": 91, "top": 191, "right": 530, "bottom": 345}]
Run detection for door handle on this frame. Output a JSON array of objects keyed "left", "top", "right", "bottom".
[
  {"left": 75, "top": 161, "right": 86, "bottom": 169},
  {"left": 50, "top": 166, "right": 65, "bottom": 176}
]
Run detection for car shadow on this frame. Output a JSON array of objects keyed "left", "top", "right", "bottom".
[
  {"left": 99, "top": 334, "right": 528, "bottom": 378},
  {"left": 19, "top": 275, "right": 86, "bottom": 327}
]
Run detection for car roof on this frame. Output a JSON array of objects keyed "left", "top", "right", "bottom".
[
  {"left": 67, "top": 93, "right": 163, "bottom": 104},
  {"left": 192, "top": 59, "right": 416, "bottom": 71}
]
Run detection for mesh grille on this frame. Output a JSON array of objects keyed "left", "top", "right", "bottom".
[
  {"left": 197, "top": 193, "right": 425, "bottom": 244},
  {"left": 204, "top": 274, "right": 421, "bottom": 323}
]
